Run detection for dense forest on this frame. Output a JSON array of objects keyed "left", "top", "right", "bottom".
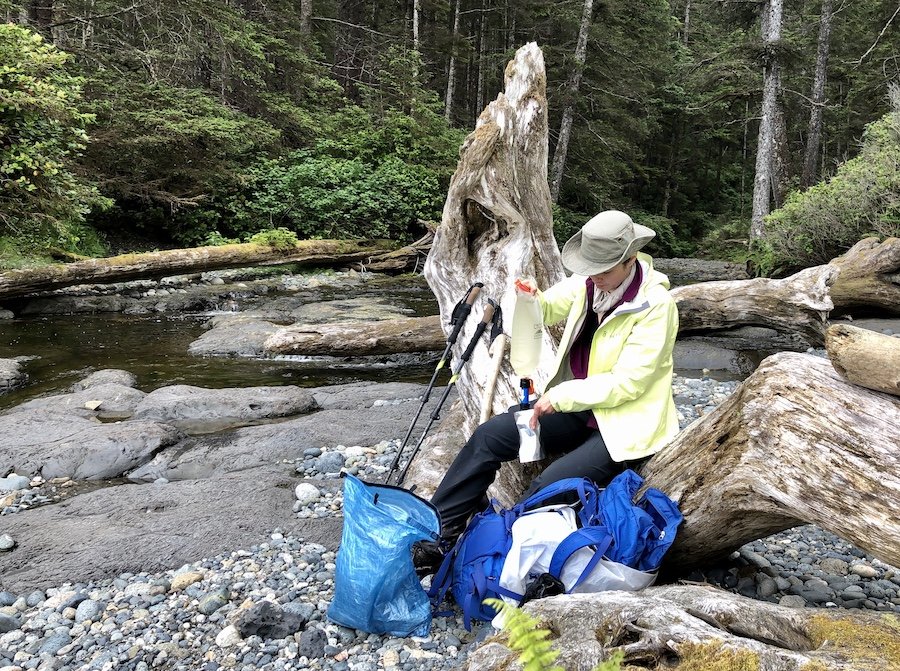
[{"left": 1, "top": 0, "right": 899, "bottom": 275}]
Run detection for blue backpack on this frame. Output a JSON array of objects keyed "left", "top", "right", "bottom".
[{"left": 428, "top": 470, "right": 682, "bottom": 630}]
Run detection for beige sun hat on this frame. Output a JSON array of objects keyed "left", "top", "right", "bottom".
[{"left": 561, "top": 210, "right": 656, "bottom": 276}]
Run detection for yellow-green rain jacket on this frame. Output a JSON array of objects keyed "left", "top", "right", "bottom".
[{"left": 538, "top": 253, "right": 679, "bottom": 462}]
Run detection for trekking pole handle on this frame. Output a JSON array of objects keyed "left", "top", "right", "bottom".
[
  {"left": 447, "top": 284, "right": 482, "bottom": 345},
  {"left": 457, "top": 302, "right": 495, "bottom": 365}
]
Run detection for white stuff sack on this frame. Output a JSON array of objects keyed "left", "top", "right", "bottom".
[{"left": 492, "top": 505, "right": 656, "bottom": 627}]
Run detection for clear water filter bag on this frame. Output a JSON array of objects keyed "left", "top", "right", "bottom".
[{"left": 509, "top": 280, "right": 543, "bottom": 377}]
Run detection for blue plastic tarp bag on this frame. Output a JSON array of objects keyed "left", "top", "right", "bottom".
[{"left": 327, "top": 474, "right": 440, "bottom": 637}]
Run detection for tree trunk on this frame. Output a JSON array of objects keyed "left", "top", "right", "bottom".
[
  {"left": 0, "top": 240, "right": 396, "bottom": 302},
  {"left": 27, "top": 0, "right": 52, "bottom": 36},
  {"left": 750, "top": 0, "right": 784, "bottom": 242},
  {"left": 412, "top": 0, "right": 420, "bottom": 51},
  {"left": 549, "top": 0, "right": 594, "bottom": 204},
  {"left": 801, "top": 0, "right": 834, "bottom": 189},
  {"left": 444, "top": 0, "right": 461, "bottom": 124},
  {"left": 643, "top": 352, "right": 900, "bottom": 572},
  {"left": 299, "top": 0, "right": 312, "bottom": 36},
  {"left": 360, "top": 231, "right": 434, "bottom": 273},
  {"left": 470, "top": 584, "right": 897, "bottom": 671},
  {"left": 474, "top": 0, "right": 486, "bottom": 119},
  {"left": 683, "top": 0, "right": 691, "bottom": 45},
  {"left": 825, "top": 323, "right": 900, "bottom": 397},
  {"left": 264, "top": 315, "right": 444, "bottom": 356}
]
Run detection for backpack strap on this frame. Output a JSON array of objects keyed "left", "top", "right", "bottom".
[
  {"left": 518, "top": 477, "right": 598, "bottom": 514},
  {"left": 547, "top": 526, "right": 614, "bottom": 592}
]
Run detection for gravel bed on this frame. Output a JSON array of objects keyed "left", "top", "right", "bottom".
[{"left": 1, "top": 374, "right": 897, "bottom": 671}]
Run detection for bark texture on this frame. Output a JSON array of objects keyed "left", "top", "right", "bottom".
[
  {"left": 643, "top": 352, "right": 900, "bottom": 572},
  {"left": 751, "top": 0, "right": 784, "bottom": 240},
  {"left": 0, "top": 239, "right": 395, "bottom": 301},
  {"left": 825, "top": 323, "right": 900, "bottom": 397},
  {"left": 468, "top": 585, "right": 899, "bottom": 671},
  {"left": 263, "top": 315, "right": 444, "bottom": 356},
  {"left": 801, "top": 0, "right": 834, "bottom": 188}
]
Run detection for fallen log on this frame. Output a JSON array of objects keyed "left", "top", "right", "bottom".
[
  {"left": 669, "top": 264, "right": 836, "bottom": 346},
  {"left": 829, "top": 236, "right": 900, "bottom": 316},
  {"left": 468, "top": 585, "right": 899, "bottom": 671},
  {"left": 643, "top": 352, "right": 900, "bottom": 571},
  {"left": 359, "top": 231, "right": 434, "bottom": 273},
  {"left": 825, "top": 323, "right": 900, "bottom": 397},
  {"left": 0, "top": 239, "right": 396, "bottom": 301},
  {"left": 263, "top": 315, "right": 444, "bottom": 356}
]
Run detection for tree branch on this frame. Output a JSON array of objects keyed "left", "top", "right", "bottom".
[
  {"left": 852, "top": 2, "right": 900, "bottom": 66},
  {"left": 48, "top": 3, "right": 143, "bottom": 28}
]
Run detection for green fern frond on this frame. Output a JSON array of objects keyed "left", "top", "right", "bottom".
[
  {"left": 483, "top": 598, "right": 565, "bottom": 671},
  {"left": 592, "top": 649, "right": 625, "bottom": 671}
]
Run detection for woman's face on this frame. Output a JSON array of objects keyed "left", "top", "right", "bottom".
[{"left": 589, "top": 257, "right": 636, "bottom": 292}]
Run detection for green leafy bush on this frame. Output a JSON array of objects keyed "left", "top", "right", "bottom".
[
  {"left": 0, "top": 25, "right": 110, "bottom": 251},
  {"left": 754, "top": 97, "right": 900, "bottom": 275},
  {"left": 225, "top": 153, "right": 444, "bottom": 241}
]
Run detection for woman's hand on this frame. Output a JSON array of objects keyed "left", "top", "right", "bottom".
[{"left": 529, "top": 395, "right": 556, "bottom": 430}]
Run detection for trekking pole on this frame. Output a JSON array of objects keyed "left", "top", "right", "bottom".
[
  {"left": 385, "top": 282, "right": 482, "bottom": 483},
  {"left": 394, "top": 300, "right": 497, "bottom": 487}
]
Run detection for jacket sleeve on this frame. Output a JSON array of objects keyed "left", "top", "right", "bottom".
[
  {"left": 537, "top": 276, "right": 582, "bottom": 326},
  {"left": 545, "top": 297, "right": 678, "bottom": 412}
]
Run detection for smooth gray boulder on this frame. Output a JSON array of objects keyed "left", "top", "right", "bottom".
[
  {"left": 4, "top": 383, "right": 146, "bottom": 418},
  {"left": 0, "top": 409, "right": 183, "bottom": 479},
  {"left": 128, "top": 383, "right": 449, "bottom": 481},
  {"left": 0, "top": 358, "right": 26, "bottom": 395},
  {"left": 311, "top": 381, "right": 436, "bottom": 410},
  {"left": 0, "top": 466, "right": 340, "bottom": 593},
  {"left": 130, "top": 384, "right": 317, "bottom": 432},
  {"left": 71, "top": 369, "right": 138, "bottom": 391}
]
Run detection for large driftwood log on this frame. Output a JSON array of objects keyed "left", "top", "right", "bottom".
[
  {"left": 263, "top": 315, "right": 444, "bottom": 356},
  {"left": 468, "top": 585, "right": 899, "bottom": 671},
  {"left": 669, "top": 264, "right": 837, "bottom": 345},
  {"left": 405, "top": 42, "right": 566, "bottom": 495},
  {"left": 0, "top": 239, "right": 396, "bottom": 301},
  {"left": 829, "top": 236, "right": 900, "bottom": 316},
  {"left": 643, "top": 352, "right": 900, "bottom": 571},
  {"left": 825, "top": 323, "right": 900, "bottom": 397}
]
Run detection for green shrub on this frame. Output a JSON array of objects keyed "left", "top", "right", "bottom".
[
  {"left": 754, "top": 97, "right": 900, "bottom": 275},
  {"left": 631, "top": 212, "right": 695, "bottom": 258},
  {"left": 225, "top": 153, "right": 444, "bottom": 241}
]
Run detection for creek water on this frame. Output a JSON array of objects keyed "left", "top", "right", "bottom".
[
  {"left": 0, "top": 271, "right": 752, "bottom": 411},
  {"left": 0, "top": 274, "right": 442, "bottom": 411}
]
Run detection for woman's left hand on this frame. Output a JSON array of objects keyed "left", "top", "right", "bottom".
[{"left": 529, "top": 395, "right": 556, "bottom": 430}]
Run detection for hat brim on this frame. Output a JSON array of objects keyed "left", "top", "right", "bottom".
[{"left": 561, "top": 223, "right": 655, "bottom": 276}]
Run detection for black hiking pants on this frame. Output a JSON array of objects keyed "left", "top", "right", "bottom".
[{"left": 430, "top": 407, "right": 647, "bottom": 538}]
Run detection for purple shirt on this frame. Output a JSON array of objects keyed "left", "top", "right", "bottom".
[{"left": 568, "top": 264, "right": 643, "bottom": 428}]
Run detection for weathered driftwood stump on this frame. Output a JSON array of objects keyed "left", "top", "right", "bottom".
[
  {"left": 405, "top": 42, "right": 566, "bottom": 497},
  {"left": 825, "top": 323, "right": 900, "bottom": 397},
  {"left": 468, "top": 585, "right": 900, "bottom": 671},
  {"left": 644, "top": 352, "right": 900, "bottom": 571}
]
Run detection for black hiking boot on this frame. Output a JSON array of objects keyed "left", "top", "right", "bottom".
[{"left": 412, "top": 540, "right": 445, "bottom": 578}]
